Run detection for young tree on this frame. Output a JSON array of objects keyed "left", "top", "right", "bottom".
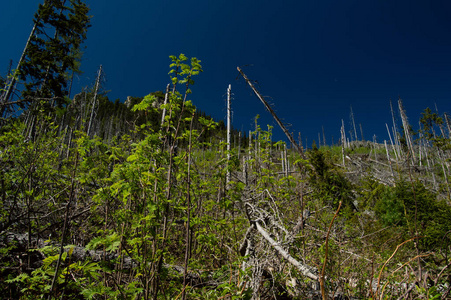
[
  {"left": 420, "top": 107, "right": 443, "bottom": 141},
  {"left": 0, "top": 0, "right": 90, "bottom": 118}
]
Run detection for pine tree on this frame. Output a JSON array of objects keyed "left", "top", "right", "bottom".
[{"left": 0, "top": 0, "right": 90, "bottom": 118}]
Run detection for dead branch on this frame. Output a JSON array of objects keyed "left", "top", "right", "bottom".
[{"left": 253, "top": 221, "right": 318, "bottom": 280}]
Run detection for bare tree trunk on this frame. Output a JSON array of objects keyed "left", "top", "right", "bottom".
[
  {"left": 248, "top": 130, "right": 252, "bottom": 157},
  {"left": 386, "top": 123, "right": 399, "bottom": 161},
  {"left": 160, "top": 84, "right": 170, "bottom": 128},
  {"left": 398, "top": 98, "right": 415, "bottom": 164},
  {"left": 385, "top": 140, "right": 396, "bottom": 180},
  {"left": 341, "top": 119, "right": 347, "bottom": 148},
  {"left": 237, "top": 67, "right": 303, "bottom": 156},
  {"left": 1, "top": 23, "right": 37, "bottom": 118},
  {"left": 87, "top": 65, "right": 102, "bottom": 137},
  {"left": 390, "top": 100, "right": 403, "bottom": 158},
  {"left": 254, "top": 221, "right": 318, "bottom": 280},
  {"left": 444, "top": 113, "right": 451, "bottom": 139},
  {"left": 243, "top": 156, "right": 248, "bottom": 185},
  {"left": 226, "top": 84, "right": 231, "bottom": 185},
  {"left": 341, "top": 120, "right": 346, "bottom": 167},
  {"left": 350, "top": 105, "right": 358, "bottom": 141},
  {"left": 238, "top": 131, "right": 241, "bottom": 160},
  {"left": 281, "top": 148, "right": 285, "bottom": 174}
]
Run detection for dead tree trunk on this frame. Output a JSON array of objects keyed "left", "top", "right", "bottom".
[
  {"left": 237, "top": 67, "right": 304, "bottom": 157},
  {"left": 384, "top": 140, "right": 396, "bottom": 180},
  {"left": 341, "top": 120, "right": 346, "bottom": 167},
  {"left": 444, "top": 113, "right": 451, "bottom": 139},
  {"left": 160, "top": 84, "right": 170, "bottom": 128},
  {"left": 350, "top": 105, "right": 358, "bottom": 141},
  {"left": 386, "top": 123, "right": 399, "bottom": 161},
  {"left": 253, "top": 221, "right": 318, "bottom": 280},
  {"left": 398, "top": 98, "right": 415, "bottom": 164},
  {"left": 0, "top": 23, "right": 37, "bottom": 118},
  {"left": 390, "top": 100, "right": 403, "bottom": 158},
  {"left": 87, "top": 65, "right": 103, "bottom": 137},
  {"left": 226, "top": 84, "right": 232, "bottom": 185}
]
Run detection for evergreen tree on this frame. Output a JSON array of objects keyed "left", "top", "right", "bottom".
[
  {"left": 0, "top": 0, "right": 90, "bottom": 117},
  {"left": 420, "top": 107, "right": 443, "bottom": 140}
]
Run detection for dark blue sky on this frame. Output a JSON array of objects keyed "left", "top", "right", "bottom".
[{"left": 2, "top": 0, "right": 451, "bottom": 146}]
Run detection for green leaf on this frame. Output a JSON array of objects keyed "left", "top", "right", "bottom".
[{"left": 127, "top": 154, "right": 138, "bottom": 162}]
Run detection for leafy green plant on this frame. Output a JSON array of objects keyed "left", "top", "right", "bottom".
[
  {"left": 307, "top": 144, "right": 354, "bottom": 210},
  {"left": 375, "top": 179, "right": 451, "bottom": 251}
]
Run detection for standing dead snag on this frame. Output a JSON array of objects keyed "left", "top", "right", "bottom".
[
  {"left": 398, "top": 98, "right": 415, "bottom": 164},
  {"left": 237, "top": 67, "right": 304, "bottom": 157},
  {"left": 0, "top": 23, "right": 37, "bottom": 118},
  {"left": 226, "top": 84, "right": 232, "bottom": 185},
  {"left": 87, "top": 65, "right": 103, "bottom": 137}
]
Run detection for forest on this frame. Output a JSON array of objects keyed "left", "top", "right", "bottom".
[{"left": 1, "top": 1, "right": 451, "bottom": 300}]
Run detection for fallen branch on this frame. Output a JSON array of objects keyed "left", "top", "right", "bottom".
[{"left": 253, "top": 221, "right": 318, "bottom": 280}]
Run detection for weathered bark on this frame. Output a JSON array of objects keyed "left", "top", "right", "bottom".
[
  {"left": 350, "top": 105, "right": 358, "bottom": 142},
  {"left": 253, "top": 221, "right": 318, "bottom": 281},
  {"left": 160, "top": 84, "right": 170, "bottom": 128},
  {"left": 0, "top": 23, "right": 37, "bottom": 118},
  {"left": 341, "top": 120, "right": 346, "bottom": 167},
  {"left": 444, "top": 113, "right": 451, "bottom": 139},
  {"left": 384, "top": 140, "right": 395, "bottom": 180},
  {"left": 226, "top": 84, "right": 231, "bottom": 185},
  {"left": 237, "top": 67, "right": 303, "bottom": 156},
  {"left": 87, "top": 65, "right": 102, "bottom": 137},
  {"left": 386, "top": 123, "right": 400, "bottom": 161},
  {"left": 398, "top": 98, "right": 415, "bottom": 164},
  {"left": 390, "top": 99, "right": 403, "bottom": 158}
]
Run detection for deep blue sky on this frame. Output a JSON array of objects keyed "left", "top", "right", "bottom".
[{"left": 2, "top": 0, "right": 451, "bottom": 146}]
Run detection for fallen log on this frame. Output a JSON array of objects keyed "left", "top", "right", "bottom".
[{"left": 253, "top": 221, "right": 318, "bottom": 281}]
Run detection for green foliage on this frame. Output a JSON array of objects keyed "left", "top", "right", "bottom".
[
  {"left": 419, "top": 107, "right": 451, "bottom": 151},
  {"left": 420, "top": 107, "right": 443, "bottom": 140},
  {"left": 358, "top": 177, "right": 386, "bottom": 209},
  {"left": 132, "top": 94, "right": 157, "bottom": 112},
  {"left": 375, "top": 179, "right": 451, "bottom": 250},
  {"left": 75, "top": 54, "right": 244, "bottom": 299},
  {"left": 307, "top": 144, "right": 354, "bottom": 209},
  {"left": 6, "top": 243, "right": 105, "bottom": 299},
  {"left": 19, "top": 0, "right": 91, "bottom": 108},
  {"left": 2, "top": 47, "right": 451, "bottom": 299}
]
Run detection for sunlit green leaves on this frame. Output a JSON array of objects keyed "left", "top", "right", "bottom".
[
  {"left": 132, "top": 94, "right": 157, "bottom": 112},
  {"left": 87, "top": 232, "right": 121, "bottom": 252}
]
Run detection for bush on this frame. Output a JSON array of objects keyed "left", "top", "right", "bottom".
[{"left": 375, "top": 180, "right": 451, "bottom": 251}]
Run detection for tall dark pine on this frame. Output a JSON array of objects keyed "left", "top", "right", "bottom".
[{"left": 0, "top": 0, "right": 90, "bottom": 118}]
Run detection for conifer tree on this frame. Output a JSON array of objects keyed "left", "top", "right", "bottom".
[{"left": 0, "top": 0, "right": 90, "bottom": 118}]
